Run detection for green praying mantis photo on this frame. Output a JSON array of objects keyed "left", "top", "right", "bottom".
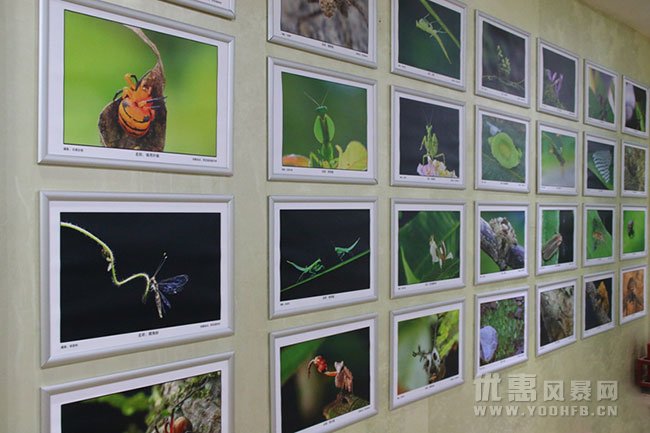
[
  {"left": 286, "top": 258, "right": 325, "bottom": 282},
  {"left": 334, "top": 237, "right": 360, "bottom": 260},
  {"left": 305, "top": 90, "right": 338, "bottom": 168},
  {"left": 419, "top": 118, "right": 445, "bottom": 165}
]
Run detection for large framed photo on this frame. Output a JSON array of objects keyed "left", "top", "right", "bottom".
[
  {"left": 39, "top": 0, "right": 234, "bottom": 175},
  {"left": 582, "top": 271, "right": 615, "bottom": 338},
  {"left": 41, "top": 353, "right": 233, "bottom": 433},
  {"left": 620, "top": 265, "right": 646, "bottom": 324},
  {"left": 622, "top": 76, "right": 649, "bottom": 138},
  {"left": 536, "top": 280, "right": 576, "bottom": 356},
  {"left": 390, "top": 299, "right": 463, "bottom": 409},
  {"left": 270, "top": 316, "right": 377, "bottom": 433},
  {"left": 620, "top": 205, "right": 647, "bottom": 260},
  {"left": 475, "top": 288, "right": 528, "bottom": 376},
  {"left": 391, "top": 86, "right": 465, "bottom": 188},
  {"left": 268, "top": 57, "right": 376, "bottom": 184},
  {"left": 269, "top": 196, "right": 376, "bottom": 318},
  {"left": 268, "top": 0, "right": 376, "bottom": 67},
  {"left": 475, "top": 203, "right": 528, "bottom": 284},
  {"left": 475, "top": 11, "right": 530, "bottom": 107},
  {"left": 584, "top": 60, "right": 619, "bottom": 130},
  {"left": 391, "top": 199, "right": 464, "bottom": 298},
  {"left": 537, "top": 122, "right": 578, "bottom": 195},
  {"left": 41, "top": 192, "right": 233, "bottom": 366},
  {"left": 391, "top": 0, "right": 466, "bottom": 90},
  {"left": 537, "top": 39, "right": 579, "bottom": 120},
  {"left": 583, "top": 204, "right": 615, "bottom": 267},
  {"left": 583, "top": 133, "right": 617, "bottom": 197},
  {"left": 162, "top": 0, "right": 235, "bottom": 18},
  {"left": 475, "top": 106, "right": 529, "bottom": 192},
  {"left": 622, "top": 141, "right": 648, "bottom": 197},
  {"left": 536, "top": 204, "right": 577, "bottom": 275}
]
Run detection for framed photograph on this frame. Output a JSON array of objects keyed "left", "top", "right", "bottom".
[
  {"left": 270, "top": 315, "right": 377, "bottom": 433},
  {"left": 622, "top": 76, "right": 649, "bottom": 138},
  {"left": 269, "top": 196, "right": 377, "bottom": 318},
  {"left": 162, "top": 0, "right": 235, "bottom": 18},
  {"left": 537, "top": 39, "right": 579, "bottom": 120},
  {"left": 390, "top": 299, "right": 464, "bottom": 409},
  {"left": 268, "top": 57, "right": 376, "bottom": 184},
  {"left": 536, "top": 280, "right": 577, "bottom": 356},
  {"left": 583, "top": 133, "right": 617, "bottom": 197},
  {"left": 391, "top": 0, "right": 466, "bottom": 90},
  {"left": 582, "top": 271, "right": 615, "bottom": 338},
  {"left": 391, "top": 199, "right": 464, "bottom": 298},
  {"left": 584, "top": 60, "right": 619, "bottom": 130},
  {"left": 583, "top": 204, "right": 615, "bottom": 267},
  {"left": 39, "top": 0, "right": 234, "bottom": 175},
  {"left": 475, "top": 287, "right": 528, "bottom": 376},
  {"left": 620, "top": 265, "right": 646, "bottom": 324},
  {"left": 622, "top": 141, "right": 648, "bottom": 197},
  {"left": 475, "top": 106, "right": 529, "bottom": 192},
  {"left": 268, "top": 0, "right": 376, "bottom": 68},
  {"left": 475, "top": 203, "right": 528, "bottom": 284},
  {"left": 536, "top": 204, "right": 577, "bottom": 275},
  {"left": 475, "top": 11, "right": 530, "bottom": 107},
  {"left": 537, "top": 122, "right": 578, "bottom": 195},
  {"left": 41, "top": 353, "right": 233, "bottom": 433},
  {"left": 620, "top": 205, "right": 647, "bottom": 260},
  {"left": 391, "top": 86, "right": 465, "bottom": 189},
  {"left": 40, "top": 191, "right": 233, "bottom": 366}
]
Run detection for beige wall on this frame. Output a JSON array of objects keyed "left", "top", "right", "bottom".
[{"left": 1, "top": 0, "right": 649, "bottom": 432}]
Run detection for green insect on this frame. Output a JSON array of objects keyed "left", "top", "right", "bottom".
[
  {"left": 415, "top": 15, "right": 451, "bottom": 63},
  {"left": 334, "top": 237, "right": 360, "bottom": 260},
  {"left": 305, "top": 91, "right": 337, "bottom": 168},
  {"left": 420, "top": 120, "right": 445, "bottom": 164},
  {"left": 548, "top": 135, "right": 566, "bottom": 167},
  {"left": 286, "top": 258, "right": 324, "bottom": 282}
]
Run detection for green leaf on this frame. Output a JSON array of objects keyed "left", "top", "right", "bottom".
[
  {"left": 88, "top": 392, "right": 150, "bottom": 416},
  {"left": 541, "top": 210, "right": 560, "bottom": 265},
  {"left": 280, "top": 339, "right": 323, "bottom": 385},
  {"left": 399, "top": 246, "right": 419, "bottom": 285}
]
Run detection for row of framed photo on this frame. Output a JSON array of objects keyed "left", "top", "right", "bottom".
[
  {"left": 39, "top": 0, "right": 650, "bottom": 186},
  {"left": 42, "top": 268, "right": 647, "bottom": 433},
  {"left": 40, "top": 191, "right": 647, "bottom": 367}
]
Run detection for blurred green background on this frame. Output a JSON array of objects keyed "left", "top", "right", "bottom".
[
  {"left": 540, "top": 131, "right": 576, "bottom": 189},
  {"left": 481, "top": 115, "right": 526, "bottom": 183},
  {"left": 622, "top": 210, "right": 646, "bottom": 254},
  {"left": 63, "top": 11, "right": 218, "bottom": 156},
  {"left": 479, "top": 210, "right": 526, "bottom": 274},
  {"left": 281, "top": 72, "right": 367, "bottom": 161}
]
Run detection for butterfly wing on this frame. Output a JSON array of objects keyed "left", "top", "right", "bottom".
[
  {"left": 592, "top": 150, "right": 612, "bottom": 183},
  {"left": 158, "top": 274, "right": 189, "bottom": 295}
]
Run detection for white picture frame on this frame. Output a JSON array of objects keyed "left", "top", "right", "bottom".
[
  {"left": 620, "top": 265, "right": 647, "bottom": 324},
  {"left": 622, "top": 76, "right": 649, "bottom": 138},
  {"left": 537, "top": 121, "right": 579, "bottom": 195},
  {"left": 536, "top": 279, "right": 577, "bottom": 356},
  {"left": 583, "top": 133, "right": 617, "bottom": 197},
  {"left": 537, "top": 39, "right": 579, "bottom": 120},
  {"left": 536, "top": 204, "right": 577, "bottom": 275},
  {"left": 584, "top": 60, "right": 619, "bottom": 131},
  {"left": 621, "top": 141, "right": 648, "bottom": 197},
  {"left": 162, "top": 0, "right": 235, "bottom": 19},
  {"left": 582, "top": 271, "right": 616, "bottom": 338}
]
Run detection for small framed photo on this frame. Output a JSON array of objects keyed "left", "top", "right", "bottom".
[
  {"left": 475, "top": 106, "right": 530, "bottom": 192},
  {"left": 162, "top": 0, "right": 235, "bottom": 18},
  {"left": 583, "top": 133, "right": 617, "bottom": 197},
  {"left": 536, "top": 280, "right": 577, "bottom": 356},
  {"left": 270, "top": 315, "right": 377, "bottom": 433},
  {"left": 536, "top": 204, "right": 577, "bottom": 275},
  {"left": 391, "top": 0, "right": 466, "bottom": 90},
  {"left": 268, "top": 57, "right": 376, "bottom": 184},
  {"left": 537, "top": 39, "right": 579, "bottom": 120},
  {"left": 537, "top": 122, "right": 578, "bottom": 195},
  {"left": 622, "top": 76, "right": 649, "bottom": 138},
  {"left": 41, "top": 191, "right": 233, "bottom": 366},
  {"left": 584, "top": 60, "right": 619, "bottom": 130},
  {"left": 622, "top": 141, "right": 648, "bottom": 197},
  {"left": 39, "top": 0, "right": 234, "bottom": 175},
  {"left": 391, "top": 199, "right": 464, "bottom": 298},
  {"left": 390, "top": 299, "right": 464, "bottom": 409},
  {"left": 583, "top": 204, "right": 616, "bottom": 267},
  {"left": 475, "top": 203, "right": 529, "bottom": 284},
  {"left": 620, "top": 205, "right": 647, "bottom": 260},
  {"left": 620, "top": 265, "right": 647, "bottom": 324},
  {"left": 268, "top": 0, "right": 376, "bottom": 68},
  {"left": 391, "top": 86, "right": 465, "bottom": 189},
  {"left": 475, "top": 287, "right": 528, "bottom": 376},
  {"left": 582, "top": 271, "right": 615, "bottom": 338},
  {"left": 475, "top": 11, "right": 530, "bottom": 107},
  {"left": 41, "top": 352, "right": 233, "bottom": 433},
  {"left": 269, "top": 196, "right": 377, "bottom": 318}
]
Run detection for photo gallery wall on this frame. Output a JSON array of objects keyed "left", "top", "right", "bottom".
[{"left": 36, "top": 0, "right": 648, "bottom": 432}]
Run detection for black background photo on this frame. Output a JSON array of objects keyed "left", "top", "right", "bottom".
[
  {"left": 586, "top": 140, "right": 615, "bottom": 190},
  {"left": 584, "top": 277, "right": 613, "bottom": 330},
  {"left": 542, "top": 47, "right": 576, "bottom": 111},
  {"left": 398, "top": 97, "right": 460, "bottom": 176},
  {"left": 626, "top": 83, "right": 648, "bottom": 131},
  {"left": 482, "top": 21, "right": 526, "bottom": 98},
  {"left": 59, "top": 212, "right": 222, "bottom": 343},
  {"left": 279, "top": 208, "right": 370, "bottom": 301},
  {"left": 557, "top": 210, "right": 575, "bottom": 264}
]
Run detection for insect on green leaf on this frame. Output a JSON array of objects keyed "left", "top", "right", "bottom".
[
  {"left": 334, "top": 237, "right": 360, "bottom": 261},
  {"left": 305, "top": 91, "right": 335, "bottom": 146},
  {"left": 286, "top": 258, "right": 325, "bottom": 282},
  {"left": 415, "top": 16, "right": 451, "bottom": 64}
]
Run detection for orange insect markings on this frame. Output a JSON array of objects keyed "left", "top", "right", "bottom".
[
  {"left": 307, "top": 355, "right": 330, "bottom": 377},
  {"left": 115, "top": 73, "right": 160, "bottom": 137}
]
